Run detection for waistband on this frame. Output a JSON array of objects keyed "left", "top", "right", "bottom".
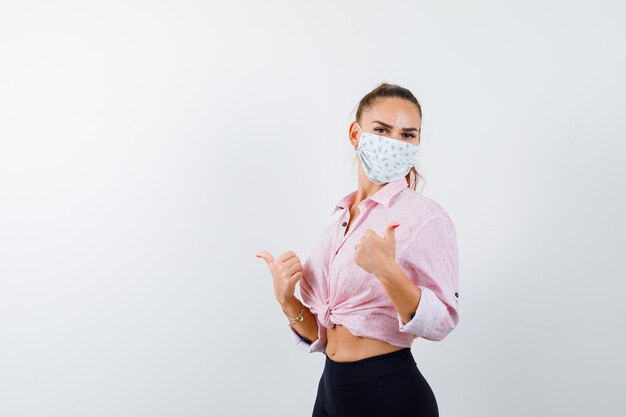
[{"left": 323, "top": 348, "right": 416, "bottom": 385}]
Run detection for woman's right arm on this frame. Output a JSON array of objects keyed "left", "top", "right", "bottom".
[{"left": 255, "top": 249, "right": 327, "bottom": 353}]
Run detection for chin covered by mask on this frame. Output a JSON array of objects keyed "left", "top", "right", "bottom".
[{"left": 355, "top": 122, "right": 419, "bottom": 185}]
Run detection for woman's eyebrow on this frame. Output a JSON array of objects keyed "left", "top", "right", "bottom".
[{"left": 372, "top": 120, "right": 419, "bottom": 132}]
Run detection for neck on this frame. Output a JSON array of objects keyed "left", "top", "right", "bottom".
[{"left": 353, "top": 164, "right": 384, "bottom": 208}]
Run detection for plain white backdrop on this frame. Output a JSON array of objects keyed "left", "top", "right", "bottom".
[{"left": 1, "top": 1, "right": 624, "bottom": 416}]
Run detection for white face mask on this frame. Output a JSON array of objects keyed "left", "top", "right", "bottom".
[{"left": 355, "top": 122, "right": 419, "bottom": 185}]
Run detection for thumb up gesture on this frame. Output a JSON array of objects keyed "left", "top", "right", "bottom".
[
  {"left": 354, "top": 222, "right": 400, "bottom": 277},
  {"left": 256, "top": 250, "right": 304, "bottom": 305}
]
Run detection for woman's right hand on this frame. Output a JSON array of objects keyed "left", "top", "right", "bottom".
[{"left": 256, "top": 250, "right": 304, "bottom": 305}]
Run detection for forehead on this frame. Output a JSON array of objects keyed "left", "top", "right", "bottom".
[{"left": 363, "top": 97, "right": 421, "bottom": 127}]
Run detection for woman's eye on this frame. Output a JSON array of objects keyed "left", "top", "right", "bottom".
[
  {"left": 374, "top": 127, "right": 416, "bottom": 140},
  {"left": 375, "top": 127, "right": 415, "bottom": 140}
]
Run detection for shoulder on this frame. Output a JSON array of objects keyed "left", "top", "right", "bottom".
[
  {"left": 395, "top": 190, "right": 459, "bottom": 264},
  {"left": 386, "top": 187, "right": 457, "bottom": 255},
  {"left": 397, "top": 187, "right": 455, "bottom": 230}
]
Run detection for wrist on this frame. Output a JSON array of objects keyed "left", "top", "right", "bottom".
[
  {"left": 278, "top": 294, "right": 297, "bottom": 306},
  {"left": 280, "top": 295, "right": 301, "bottom": 315},
  {"left": 376, "top": 260, "right": 403, "bottom": 285}
]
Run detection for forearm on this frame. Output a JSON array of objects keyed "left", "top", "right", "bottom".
[
  {"left": 280, "top": 296, "right": 319, "bottom": 343},
  {"left": 376, "top": 262, "right": 422, "bottom": 325}
]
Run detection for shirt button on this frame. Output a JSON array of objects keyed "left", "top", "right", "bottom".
[
  {"left": 341, "top": 222, "right": 347, "bottom": 227},
  {"left": 455, "top": 292, "right": 459, "bottom": 297}
]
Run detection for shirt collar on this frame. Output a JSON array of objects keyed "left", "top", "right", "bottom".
[{"left": 331, "top": 176, "right": 408, "bottom": 215}]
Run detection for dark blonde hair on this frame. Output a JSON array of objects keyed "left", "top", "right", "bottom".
[{"left": 352, "top": 82, "right": 424, "bottom": 191}]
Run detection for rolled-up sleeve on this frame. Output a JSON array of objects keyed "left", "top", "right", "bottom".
[{"left": 396, "top": 215, "right": 460, "bottom": 341}]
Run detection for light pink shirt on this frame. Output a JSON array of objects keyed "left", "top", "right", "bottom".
[{"left": 287, "top": 176, "right": 460, "bottom": 354}]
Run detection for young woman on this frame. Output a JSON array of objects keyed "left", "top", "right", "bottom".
[{"left": 257, "top": 83, "right": 460, "bottom": 417}]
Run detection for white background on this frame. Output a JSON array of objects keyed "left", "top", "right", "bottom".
[{"left": 1, "top": 1, "right": 625, "bottom": 416}]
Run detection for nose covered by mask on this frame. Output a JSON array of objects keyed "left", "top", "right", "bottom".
[{"left": 355, "top": 122, "right": 419, "bottom": 185}]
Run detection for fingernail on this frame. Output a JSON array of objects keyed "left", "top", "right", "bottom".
[{"left": 392, "top": 224, "right": 400, "bottom": 229}]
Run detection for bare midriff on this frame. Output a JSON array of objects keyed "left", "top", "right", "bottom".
[{"left": 325, "top": 323, "right": 405, "bottom": 362}]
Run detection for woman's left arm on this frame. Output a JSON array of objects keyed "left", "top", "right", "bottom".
[{"left": 376, "top": 215, "right": 460, "bottom": 341}]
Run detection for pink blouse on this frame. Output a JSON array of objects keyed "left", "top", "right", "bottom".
[{"left": 287, "top": 176, "right": 460, "bottom": 354}]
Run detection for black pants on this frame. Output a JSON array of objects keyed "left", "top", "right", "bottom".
[{"left": 312, "top": 348, "right": 439, "bottom": 417}]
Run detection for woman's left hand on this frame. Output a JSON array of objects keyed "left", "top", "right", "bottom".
[{"left": 354, "top": 221, "right": 400, "bottom": 277}]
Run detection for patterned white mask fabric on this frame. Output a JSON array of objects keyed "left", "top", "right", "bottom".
[{"left": 355, "top": 122, "right": 420, "bottom": 185}]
